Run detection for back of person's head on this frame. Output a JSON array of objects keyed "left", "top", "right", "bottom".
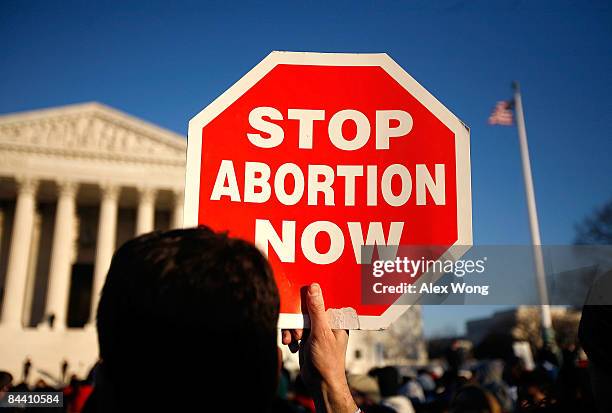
[
  {"left": 516, "top": 368, "right": 553, "bottom": 410},
  {"left": 450, "top": 385, "right": 501, "bottom": 413},
  {"left": 96, "top": 227, "right": 280, "bottom": 412},
  {"left": 372, "top": 366, "right": 401, "bottom": 398},
  {"left": 0, "top": 371, "right": 13, "bottom": 397}
]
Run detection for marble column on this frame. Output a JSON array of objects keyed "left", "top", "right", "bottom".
[
  {"left": 1, "top": 177, "right": 39, "bottom": 327},
  {"left": 135, "top": 187, "right": 156, "bottom": 235},
  {"left": 171, "top": 190, "right": 184, "bottom": 229},
  {"left": 90, "top": 184, "right": 119, "bottom": 322},
  {"left": 44, "top": 181, "right": 78, "bottom": 329},
  {"left": 22, "top": 212, "right": 42, "bottom": 327}
]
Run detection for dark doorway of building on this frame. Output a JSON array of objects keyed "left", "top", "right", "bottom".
[{"left": 67, "top": 263, "right": 93, "bottom": 328}]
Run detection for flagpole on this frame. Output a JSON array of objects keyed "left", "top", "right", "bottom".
[{"left": 512, "top": 81, "right": 555, "bottom": 347}]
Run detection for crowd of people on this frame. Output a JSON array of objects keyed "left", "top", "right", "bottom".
[
  {"left": 0, "top": 227, "right": 609, "bottom": 412},
  {"left": 0, "top": 341, "right": 598, "bottom": 413},
  {"left": 276, "top": 342, "right": 596, "bottom": 413}
]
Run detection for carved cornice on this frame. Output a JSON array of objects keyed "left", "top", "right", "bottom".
[
  {"left": 0, "top": 103, "right": 187, "bottom": 166},
  {"left": 0, "top": 143, "right": 186, "bottom": 167}
]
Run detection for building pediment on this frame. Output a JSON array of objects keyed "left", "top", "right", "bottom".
[{"left": 0, "top": 102, "right": 186, "bottom": 164}]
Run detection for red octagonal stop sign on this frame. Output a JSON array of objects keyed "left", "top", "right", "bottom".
[{"left": 184, "top": 52, "right": 471, "bottom": 329}]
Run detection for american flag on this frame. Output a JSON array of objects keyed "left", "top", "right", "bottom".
[{"left": 488, "top": 100, "right": 514, "bottom": 126}]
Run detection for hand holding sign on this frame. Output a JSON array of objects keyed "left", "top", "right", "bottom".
[{"left": 282, "top": 284, "right": 357, "bottom": 413}]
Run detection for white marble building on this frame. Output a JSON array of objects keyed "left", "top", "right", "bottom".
[
  {"left": 0, "top": 102, "right": 425, "bottom": 384},
  {"left": 0, "top": 103, "right": 186, "bottom": 383}
]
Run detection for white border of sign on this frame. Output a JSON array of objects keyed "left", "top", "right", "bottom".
[{"left": 184, "top": 51, "right": 472, "bottom": 330}]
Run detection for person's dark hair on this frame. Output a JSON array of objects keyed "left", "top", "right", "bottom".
[
  {"left": 450, "top": 385, "right": 501, "bottom": 413},
  {"left": 96, "top": 227, "right": 280, "bottom": 411},
  {"left": 371, "top": 366, "right": 401, "bottom": 398},
  {"left": 0, "top": 371, "right": 13, "bottom": 390}
]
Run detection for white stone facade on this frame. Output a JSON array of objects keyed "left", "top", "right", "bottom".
[{"left": 0, "top": 103, "right": 186, "bottom": 384}]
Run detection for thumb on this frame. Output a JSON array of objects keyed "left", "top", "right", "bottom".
[{"left": 306, "top": 283, "right": 329, "bottom": 331}]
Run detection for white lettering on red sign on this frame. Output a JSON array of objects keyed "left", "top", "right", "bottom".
[{"left": 210, "top": 107, "right": 446, "bottom": 265}]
